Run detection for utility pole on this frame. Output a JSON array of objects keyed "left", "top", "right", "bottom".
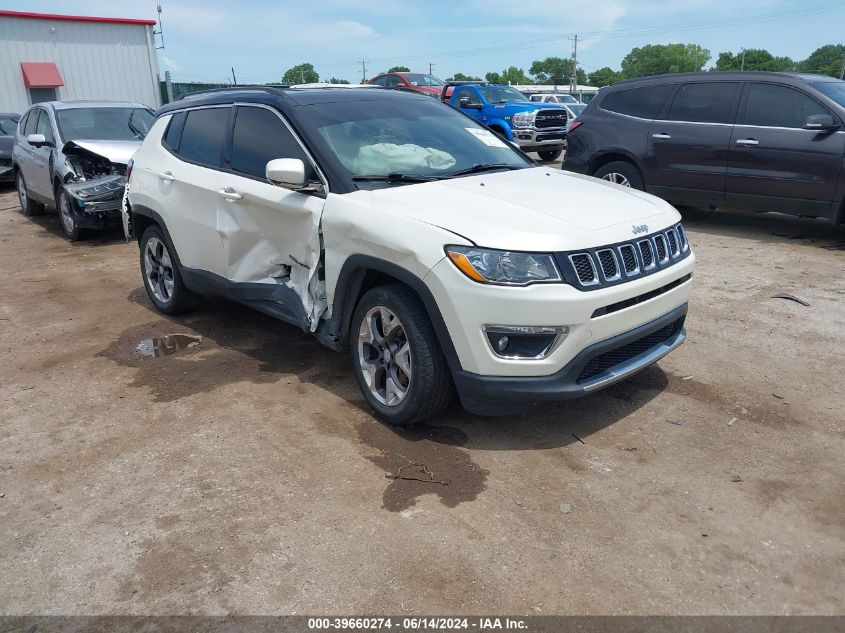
[
  {"left": 570, "top": 34, "right": 578, "bottom": 95},
  {"left": 360, "top": 59, "right": 367, "bottom": 83},
  {"left": 429, "top": 61, "right": 435, "bottom": 75},
  {"left": 300, "top": 67, "right": 305, "bottom": 84},
  {"left": 740, "top": 48, "right": 746, "bottom": 71},
  {"left": 840, "top": 49, "right": 845, "bottom": 80},
  {"left": 164, "top": 70, "right": 174, "bottom": 103},
  {"left": 231, "top": 67, "right": 237, "bottom": 86}
]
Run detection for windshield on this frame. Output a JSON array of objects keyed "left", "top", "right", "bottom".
[
  {"left": 558, "top": 95, "right": 579, "bottom": 104},
  {"left": 568, "top": 104, "right": 586, "bottom": 116},
  {"left": 0, "top": 116, "right": 18, "bottom": 135},
  {"left": 305, "top": 98, "right": 531, "bottom": 187},
  {"left": 403, "top": 74, "right": 444, "bottom": 87},
  {"left": 479, "top": 86, "right": 529, "bottom": 104},
  {"left": 812, "top": 81, "right": 845, "bottom": 108},
  {"left": 55, "top": 107, "right": 154, "bottom": 142}
]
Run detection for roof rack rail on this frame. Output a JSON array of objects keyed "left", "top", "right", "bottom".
[{"left": 176, "top": 85, "right": 290, "bottom": 101}]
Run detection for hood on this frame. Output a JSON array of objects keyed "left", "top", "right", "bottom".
[
  {"left": 496, "top": 102, "right": 565, "bottom": 114},
  {"left": 411, "top": 85, "right": 443, "bottom": 96},
  {"left": 62, "top": 139, "right": 140, "bottom": 165},
  {"left": 355, "top": 167, "right": 680, "bottom": 252}
]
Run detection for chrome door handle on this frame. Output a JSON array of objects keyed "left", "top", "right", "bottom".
[
  {"left": 652, "top": 133, "right": 672, "bottom": 139},
  {"left": 157, "top": 171, "right": 175, "bottom": 182},
  {"left": 736, "top": 138, "right": 759, "bottom": 146},
  {"left": 217, "top": 188, "right": 243, "bottom": 201}
]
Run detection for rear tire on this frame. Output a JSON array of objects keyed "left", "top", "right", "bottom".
[
  {"left": 593, "top": 160, "right": 644, "bottom": 190},
  {"left": 538, "top": 149, "right": 562, "bottom": 162},
  {"left": 15, "top": 171, "right": 45, "bottom": 217},
  {"left": 351, "top": 284, "right": 454, "bottom": 425},
  {"left": 140, "top": 225, "right": 201, "bottom": 315}
]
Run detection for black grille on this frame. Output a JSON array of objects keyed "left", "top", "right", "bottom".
[
  {"left": 666, "top": 230, "right": 679, "bottom": 256},
  {"left": 638, "top": 240, "right": 654, "bottom": 267},
  {"left": 570, "top": 254, "right": 596, "bottom": 284},
  {"left": 534, "top": 109, "right": 566, "bottom": 129},
  {"left": 577, "top": 318, "right": 684, "bottom": 383},
  {"left": 596, "top": 249, "right": 618, "bottom": 280},
  {"left": 619, "top": 244, "right": 638, "bottom": 274},
  {"left": 654, "top": 234, "right": 667, "bottom": 261}
]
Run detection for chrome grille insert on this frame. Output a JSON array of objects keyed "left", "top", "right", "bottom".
[
  {"left": 618, "top": 244, "right": 639, "bottom": 276},
  {"left": 638, "top": 240, "right": 655, "bottom": 269},
  {"left": 653, "top": 234, "right": 668, "bottom": 263},
  {"left": 666, "top": 229, "right": 680, "bottom": 257},
  {"left": 596, "top": 249, "right": 621, "bottom": 281},
  {"left": 569, "top": 253, "right": 599, "bottom": 286},
  {"left": 676, "top": 224, "right": 689, "bottom": 251}
]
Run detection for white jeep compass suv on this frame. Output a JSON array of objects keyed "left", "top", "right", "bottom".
[{"left": 124, "top": 86, "right": 694, "bottom": 425}]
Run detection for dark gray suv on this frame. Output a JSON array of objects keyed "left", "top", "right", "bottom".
[{"left": 564, "top": 72, "right": 845, "bottom": 224}]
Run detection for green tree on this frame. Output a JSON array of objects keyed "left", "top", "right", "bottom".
[
  {"left": 621, "top": 43, "right": 710, "bottom": 78},
  {"left": 587, "top": 66, "right": 622, "bottom": 87},
  {"left": 530, "top": 57, "right": 578, "bottom": 85},
  {"left": 798, "top": 44, "right": 845, "bottom": 78},
  {"left": 485, "top": 66, "right": 531, "bottom": 85},
  {"left": 446, "top": 72, "right": 481, "bottom": 81},
  {"left": 714, "top": 49, "right": 795, "bottom": 72},
  {"left": 328, "top": 77, "right": 350, "bottom": 84},
  {"left": 387, "top": 66, "right": 411, "bottom": 73},
  {"left": 282, "top": 63, "right": 319, "bottom": 84}
]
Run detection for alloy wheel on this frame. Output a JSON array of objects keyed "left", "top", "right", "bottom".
[
  {"left": 143, "top": 236, "right": 175, "bottom": 304},
  {"left": 357, "top": 306, "right": 412, "bottom": 407},
  {"left": 58, "top": 192, "right": 76, "bottom": 234},
  {"left": 16, "top": 174, "right": 27, "bottom": 210},
  {"left": 601, "top": 172, "right": 631, "bottom": 187}
]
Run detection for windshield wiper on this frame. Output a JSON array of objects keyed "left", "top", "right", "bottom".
[
  {"left": 442, "top": 163, "right": 524, "bottom": 178},
  {"left": 352, "top": 173, "right": 439, "bottom": 183},
  {"left": 127, "top": 110, "right": 145, "bottom": 140}
]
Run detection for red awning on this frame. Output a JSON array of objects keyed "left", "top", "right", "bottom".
[{"left": 20, "top": 62, "right": 64, "bottom": 88}]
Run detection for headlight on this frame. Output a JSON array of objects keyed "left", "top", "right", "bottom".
[
  {"left": 512, "top": 111, "right": 536, "bottom": 129},
  {"left": 445, "top": 246, "right": 563, "bottom": 285}
]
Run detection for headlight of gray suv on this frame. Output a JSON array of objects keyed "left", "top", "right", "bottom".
[{"left": 445, "top": 246, "right": 563, "bottom": 285}]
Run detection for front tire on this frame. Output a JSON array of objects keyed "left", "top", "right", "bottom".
[
  {"left": 351, "top": 284, "right": 454, "bottom": 425},
  {"left": 593, "top": 160, "right": 644, "bottom": 190},
  {"left": 538, "top": 149, "right": 562, "bottom": 162},
  {"left": 56, "top": 189, "right": 83, "bottom": 241},
  {"left": 16, "top": 171, "right": 44, "bottom": 217},
  {"left": 140, "top": 225, "right": 201, "bottom": 314}
]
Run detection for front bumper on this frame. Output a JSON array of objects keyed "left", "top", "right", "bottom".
[
  {"left": 66, "top": 194, "right": 123, "bottom": 229},
  {"left": 453, "top": 304, "right": 687, "bottom": 415},
  {"left": 511, "top": 127, "right": 566, "bottom": 151}
]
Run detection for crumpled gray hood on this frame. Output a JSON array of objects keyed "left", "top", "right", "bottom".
[{"left": 62, "top": 139, "right": 141, "bottom": 165}]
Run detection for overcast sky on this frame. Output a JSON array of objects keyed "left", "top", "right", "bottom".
[{"left": 8, "top": 0, "right": 845, "bottom": 83}]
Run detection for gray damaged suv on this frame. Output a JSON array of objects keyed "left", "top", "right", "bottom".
[
  {"left": 565, "top": 72, "right": 845, "bottom": 224},
  {"left": 13, "top": 101, "right": 154, "bottom": 240}
]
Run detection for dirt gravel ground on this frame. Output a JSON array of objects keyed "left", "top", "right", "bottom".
[{"left": 1, "top": 183, "right": 844, "bottom": 616}]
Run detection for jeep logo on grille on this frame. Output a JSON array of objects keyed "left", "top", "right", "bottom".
[{"left": 632, "top": 224, "right": 649, "bottom": 235}]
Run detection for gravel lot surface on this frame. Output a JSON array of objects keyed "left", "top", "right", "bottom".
[{"left": 1, "top": 183, "right": 843, "bottom": 615}]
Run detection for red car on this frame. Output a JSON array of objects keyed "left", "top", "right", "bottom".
[{"left": 367, "top": 72, "right": 445, "bottom": 97}]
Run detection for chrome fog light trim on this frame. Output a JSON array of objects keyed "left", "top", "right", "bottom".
[{"left": 482, "top": 325, "right": 569, "bottom": 360}]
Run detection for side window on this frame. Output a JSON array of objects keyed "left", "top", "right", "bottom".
[
  {"left": 667, "top": 82, "right": 740, "bottom": 124},
  {"left": 371, "top": 76, "right": 387, "bottom": 87},
  {"left": 230, "top": 106, "right": 314, "bottom": 181},
  {"left": 177, "top": 107, "right": 229, "bottom": 167},
  {"left": 601, "top": 84, "right": 674, "bottom": 119},
  {"left": 23, "top": 110, "right": 38, "bottom": 136},
  {"left": 162, "top": 111, "right": 185, "bottom": 150},
  {"left": 385, "top": 75, "right": 403, "bottom": 88},
  {"left": 35, "top": 109, "right": 54, "bottom": 143},
  {"left": 455, "top": 88, "right": 482, "bottom": 107},
  {"left": 743, "top": 83, "right": 828, "bottom": 128}
]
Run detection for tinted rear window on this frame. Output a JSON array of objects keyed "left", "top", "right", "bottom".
[
  {"left": 178, "top": 107, "right": 229, "bottom": 167},
  {"left": 667, "top": 82, "right": 740, "bottom": 124},
  {"left": 601, "top": 84, "right": 674, "bottom": 119}
]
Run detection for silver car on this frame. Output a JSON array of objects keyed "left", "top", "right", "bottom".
[{"left": 12, "top": 101, "right": 154, "bottom": 240}]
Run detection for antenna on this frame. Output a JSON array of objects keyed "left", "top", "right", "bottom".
[{"left": 154, "top": 4, "right": 165, "bottom": 50}]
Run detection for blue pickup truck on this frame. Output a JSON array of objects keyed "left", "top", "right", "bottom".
[{"left": 440, "top": 82, "right": 568, "bottom": 161}]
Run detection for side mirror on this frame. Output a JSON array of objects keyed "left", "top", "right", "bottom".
[
  {"left": 27, "top": 133, "right": 50, "bottom": 147},
  {"left": 458, "top": 97, "right": 481, "bottom": 110},
  {"left": 804, "top": 113, "right": 838, "bottom": 131},
  {"left": 266, "top": 158, "right": 306, "bottom": 188}
]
